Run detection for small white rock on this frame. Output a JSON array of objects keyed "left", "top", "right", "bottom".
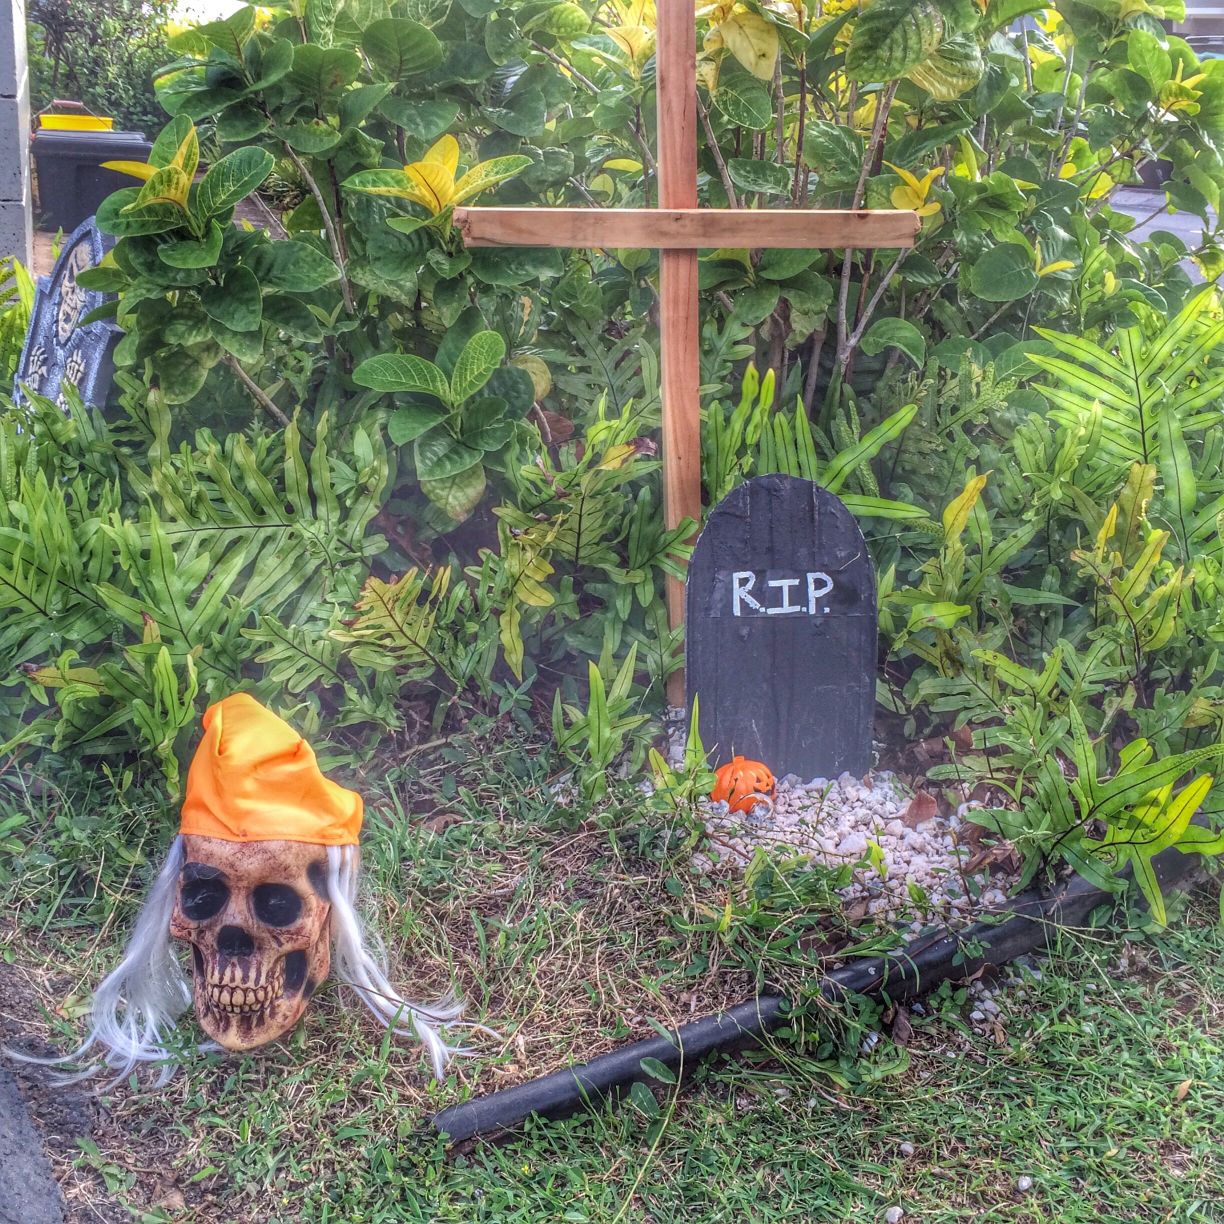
[
  {"left": 899, "top": 1141, "right": 915, "bottom": 1158},
  {"left": 838, "top": 832, "right": 868, "bottom": 857},
  {"left": 885, "top": 1208, "right": 904, "bottom": 1223},
  {"left": 1016, "top": 1176, "right": 1033, "bottom": 1193}
]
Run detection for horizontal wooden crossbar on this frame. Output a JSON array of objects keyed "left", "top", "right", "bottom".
[{"left": 453, "top": 207, "right": 919, "bottom": 250}]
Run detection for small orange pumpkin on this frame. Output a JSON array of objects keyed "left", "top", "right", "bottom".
[{"left": 711, "top": 755, "right": 776, "bottom": 814}]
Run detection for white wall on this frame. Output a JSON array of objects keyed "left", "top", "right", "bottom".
[{"left": 0, "top": 0, "right": 32, "bottom": 264}]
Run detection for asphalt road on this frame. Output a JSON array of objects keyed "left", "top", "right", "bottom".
[{"left": 1111, "top": 184, "right": 1211, "bottom": 279}]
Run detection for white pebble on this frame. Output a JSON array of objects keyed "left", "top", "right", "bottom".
[
  {"left": 1016, "top": 1176, "right": 1033, "bottom": 1193},
  {"left": 899, "top": 1141, "right": 915, "bottom": 1157},
  {"left": 837, "top": 832, "right": 868, "bottom": 857},
  {"left": 885, "top": 1208, "right": 904, "bottom": 1223},
  {"left": 696, "top": 769, "right": 1019, "bottom": 926}
]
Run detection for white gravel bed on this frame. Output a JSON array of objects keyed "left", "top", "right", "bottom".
[{"left": 695, "top": 769, "right": 1015, "bottom": 925}]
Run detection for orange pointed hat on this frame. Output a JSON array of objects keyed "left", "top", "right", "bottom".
[{"left": 180, "top": 694, "right": 362, "bottom": 846}]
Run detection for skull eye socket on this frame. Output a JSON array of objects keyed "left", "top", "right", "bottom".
[
  {"left": 180, "top": 875, "right": 229, "bottom": 922},
  {"left": 252, "top": 883, "right": 303, "bottom": 927}
]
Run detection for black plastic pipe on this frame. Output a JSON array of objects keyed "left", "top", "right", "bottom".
[{"left": 431, "top": 842, "right": 1204, "bottom": 1144}]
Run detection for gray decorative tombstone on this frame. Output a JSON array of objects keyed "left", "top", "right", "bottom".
[
  {"left": 14, "top": 215, "right": 117, "bottom": 410},
  {"left": 685, "top": 474, "right": 876, "bottom": 781}
]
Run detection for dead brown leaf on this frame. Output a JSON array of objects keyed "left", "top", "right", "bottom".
[
  {"left": 153, "top": 1186, "right": 187, "bottom": 1211},
  {"left": 421, "top": 811, "right": 463, "bottom": 835},
  {"left": 1174, "top": 1078, "right": 1192, "bottom": 1102},
  {"left": 538, "top": 409, "right": 575, "bottom": 444},
  {"left": 911, "top": 738, "right": 946, "bottom": 766},
  {"left": 956, "top": 964, "right": 989, "bottom": 987},
  {"left": 959, "top": 820, "right": 988, "bottom": 855},
  {"left": 964, "top": 840, "right": 1022, "bottom": 876},
  {"left": 902, "top": 791, "right": 940, "bottom": 828},
  {"left": 889, "top": 1005, "right": 914, "bottom": 1047}
]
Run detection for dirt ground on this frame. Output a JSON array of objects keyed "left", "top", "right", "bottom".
[{"left": 0, "top": 965, "right": 131, "bottom": 1221}]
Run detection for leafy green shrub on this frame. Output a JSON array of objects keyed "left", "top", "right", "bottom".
[
  {"left": 28, "top": 0, "right": 173, "bottom": 135},
  {"left": 7, "top": 0, "right": 1224, "bottom": 907},
  {"left": 886, "top": 291, "right": 1224, "bottom": 908},
  {"left": 0, "top": 256, "right": 34, "bottom": 382}
]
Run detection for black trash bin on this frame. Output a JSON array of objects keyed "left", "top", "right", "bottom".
[{"left": 32, "top": 128, "right": 154, "bottom": 233}]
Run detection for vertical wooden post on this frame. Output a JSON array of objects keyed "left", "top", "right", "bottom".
[{"left": 656, "top": 0, "right": 701, "bottom": 707}]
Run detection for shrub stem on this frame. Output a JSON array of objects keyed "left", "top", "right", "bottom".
[
  {"left": 226, "top": 357, "right": 290, "bottom": 428},
  {"left": 283, "top": 146, "right": 356, "bottom": 316}
]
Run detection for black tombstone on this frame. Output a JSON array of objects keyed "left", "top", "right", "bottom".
[
  {"left": 686, "top": 474, "right": 876, "bottom": 781},
  {"left": 15, "top": 216, "right": 118, "bottom": 411}
]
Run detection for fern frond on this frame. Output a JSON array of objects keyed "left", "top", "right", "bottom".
[{"left": 330, "top": 568, "right": 458, "bottom": 681}]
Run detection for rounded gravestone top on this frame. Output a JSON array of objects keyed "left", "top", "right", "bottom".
[
  {"left": 15, "top": 215, "right": 117, "bottom": 412},
  {"left": 685, "top": 474, "right": 876, "bottom": 780}
]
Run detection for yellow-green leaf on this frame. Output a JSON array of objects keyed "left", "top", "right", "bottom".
[
  {"left": 943, "top": 473, "right": 989, "bottom": 541},
  {"left": 719, "top": 11, "right": 779, "bottom": 81},
  {"left": 128, "top": 166, "right": 192, "bottom": 212},
  {"left": 453, "top": 155, "right": 534, "bottom": 205},
  {"left": 101, "top": 160, "right": 158, "bottom": 182},
  {"left": 404, "top": 160, "right": 456, "bottom": 213},
  {"left": 421, "top": 462, "right": 486, "bottom": 523}
]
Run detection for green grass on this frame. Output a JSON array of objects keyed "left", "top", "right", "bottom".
[
  {"left": 2, "top": 746, "right": 1222, "bottom": 1222},
  {"left": 46, "top": 909, "right": 1220, "bottom": 1223}
]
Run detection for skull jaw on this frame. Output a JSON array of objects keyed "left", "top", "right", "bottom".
[{"left": 191, "top": 935, "right": 331, "bottom": 1052}]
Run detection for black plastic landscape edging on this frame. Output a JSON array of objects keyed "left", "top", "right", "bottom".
[{"left": 430, "top": 841, "right": 1205, "bottom": 1144}]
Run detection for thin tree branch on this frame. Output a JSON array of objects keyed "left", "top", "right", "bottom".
[
  {"left": 1057, "top": 69, "right": 1090, "bottom": 168},
  {"left": 970, "top": 300, "right": 1012, "bottom": 341},
  {"left": 696, "top": 91, "right": 740, "bottom": 208},
  {"left": 793, "top": 64, "right": 808, "bottom": 205},
  {"left": 852, "top": 82, "right": 896, "bottom": 210},
  {"left": 842, "top": 248, "right": 908, "bottom": 363},
  {"left": 1046, "top": 52, "right": 1077, "bottom": 177},
  {"left": 837, "top": 83, "right": 898, "bottom": 368},
  {"left": 533, "top": 40, "right": 601, "bottom": 94},
  {"left": 534, "top": 41, "right": 657, "bottom": 175},
  {"left": 774, "top": 57, "right": 785, "bottom": 166},
  {"left": 567, "top": 177, "right": 605, "bottom": 208},
  {"left": 803, "top": 325, "right": 827, "bottom": 417},
  {"left": 226, "top": 357, "right": 291, "bottom": 428},
  {"left": 283, "top": 145, "right": 355, "bottom": 315}
]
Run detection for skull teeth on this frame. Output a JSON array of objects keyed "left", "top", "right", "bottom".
[{"left": 206, "top": 980, "right": 278, "bottom": 1014}]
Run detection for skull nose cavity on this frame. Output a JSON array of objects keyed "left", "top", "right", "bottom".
[{"left": 217, "top": 925, "right": 255, "bottom": 957}]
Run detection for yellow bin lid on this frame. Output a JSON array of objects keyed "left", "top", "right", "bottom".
[{"left": 38, "top": 115, "right": 115, "bottom": 131}]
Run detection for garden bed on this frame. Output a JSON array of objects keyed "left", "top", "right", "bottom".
[
  {"left": 699, "top": 770, "right": 1017, "bottom": 925},
  {"left": 0, "top": 733, "right": 1008, "bottom": 1093},
  {"left": 0, "top": 732, "right": 1202, "bottom": 1153},
  {"left": 0, "top": 746, "right": 1218, "bottom": 1222}
]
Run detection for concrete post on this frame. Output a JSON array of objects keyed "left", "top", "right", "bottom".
[{"left": 0, "top": 0, "right": 32, "bottom": 266}]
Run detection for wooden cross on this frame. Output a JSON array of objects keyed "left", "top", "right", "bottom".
[{"left": 455, "top": 1, "right": 917, "bottom": 703}]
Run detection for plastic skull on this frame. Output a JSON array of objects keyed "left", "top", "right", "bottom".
[{"left": 169, "top": 835, "right": 332, "bottom": 1050}]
